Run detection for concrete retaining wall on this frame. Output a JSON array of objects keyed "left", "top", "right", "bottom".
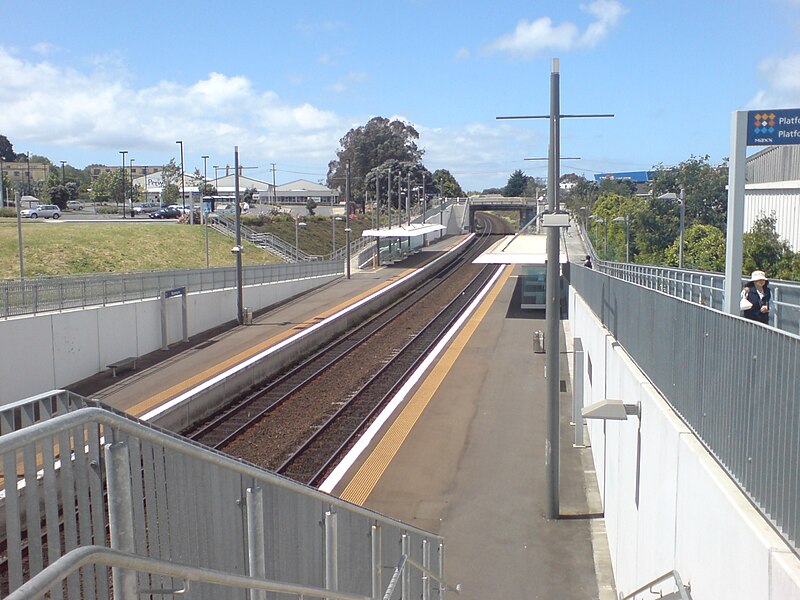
[
  {"left": 0, "top": 274, "right": 340, "bottom": 405},
  {"left": 569, "top": 287, "right": 800, "bottom": 599}
]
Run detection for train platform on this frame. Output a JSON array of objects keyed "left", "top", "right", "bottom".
[
  {"left": 68, "top": 236, "right": 466, "bottom": 416},
  {"left": 67, "top": 225, "right": 614, "bottom": 597},
  {"left": 325, "top": 254, "right": 614, "bottom": 598}
]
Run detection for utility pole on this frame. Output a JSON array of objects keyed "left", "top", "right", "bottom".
[
  {"left": 345, "top": 159, "right": 351, "bottom": 279},
  {"left": 234, "top": 146, "right": 244, "bottom": 324},
  {"left": 498, "top": 58, "right": 613, "bottom": 520},
  {"left": 271, "top": 163, "right": 277, "bottom": 209}
]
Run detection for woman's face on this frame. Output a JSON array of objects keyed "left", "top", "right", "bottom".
[{"left": 754, "top": 278, "right": 766, "bottom": 289}]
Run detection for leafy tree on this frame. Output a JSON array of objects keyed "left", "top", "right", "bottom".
[
  {"left": 44, "top": 172, "right": 79, "bottom": 208},
  {"left": 503, "top": 170, "right": 527, "bottom": 196},
  {"left": 432, "top": 169, "right": 465, "bottom": 198},
  {"left": 562, "top": 175, "right": 599, "bottom": 217},
  {"left": 364, "top": 159, "right": 432, "bottom": 213},
  {"left": 481, "top": 187, "right": 502, "bottom": 195},
  {"left": 743, "top": 213, "right": 794, "bottom": 278},
  {"left": 306, "top": 198, "right": 318, "bottom": 216},
  {"left": 651, "top": 155, "right": 728, "bottom": 231},
  {"left": 0, "top": 134, "right": 14, "bottom": 162},
  {"left": 327, "top": 117, "right": 424, "bottom": 209},
  {"left": 90, "top": 169, "right": 125, "bottom": 205},
  {"left": 664, "top": 224, "right": 726, "bottom": 271},
  {"left": 159, "top": 159, "right": 181, "bottom": 204}
]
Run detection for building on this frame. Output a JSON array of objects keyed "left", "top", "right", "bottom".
[
  {"left": 0, "top": 160, "right": 50, "bottom": 187},
  {"left": 745, "top": 145, "right": 800, "bottom": 250},
  {"left": 87, "top": 164, "right": 162, "bottom": 183},
  {"left": 275, "top": 179, "right": 339, "bottom": 205}
]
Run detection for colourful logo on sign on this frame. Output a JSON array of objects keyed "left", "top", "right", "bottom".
[{"left": 752, "top": 113, "right": 776, "bottom": 135}]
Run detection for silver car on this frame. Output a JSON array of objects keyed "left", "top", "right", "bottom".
[{"left": 20, "top": 205, "right": 62, "bottom": 219}]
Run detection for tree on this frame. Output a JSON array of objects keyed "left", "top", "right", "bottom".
[
  {"left": 89, "top": 169, "right": 125, "bottom": 205},
  {"left": 664, "top": 224, "right": 726, "bottom": 271},
  {"left": 503, "top": 170, "right": 526, "bottom": 196},
  {"left": 0, "top": 134, "right": 14, "bottom": 162},
  {"left": 743, "top": 213, "right": 794, "bottom": 279},
  {"left": 432, "top": 169, "right": 464, "bottom": 198},
  {"left": 306, "top": 198, "right": 318, "bottom": 216},
  {"left": 651, "top": 156, "right": 728, "bottom": 231},
  {"left": 562, "top": 175, "right": 598, "bottom": 216},
  {"left": 159, "top": 159, "right": 181, "bottom": 204},
  {"left": 327, "top": 117, "right": 424, "bottom": 209}
]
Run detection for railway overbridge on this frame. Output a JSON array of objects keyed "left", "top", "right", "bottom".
[{"left": 467, "top": 195, "right": 538, "bottom": 231}]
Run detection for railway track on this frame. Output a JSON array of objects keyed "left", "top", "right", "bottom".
[{"left": 187, "top": 212, "right": 512, "bottom": 485}]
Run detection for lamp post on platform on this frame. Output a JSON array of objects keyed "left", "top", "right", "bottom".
[
  {"left": 658, "top": 190, "right": 685, "bottom": 268},
  {"left": 119, "top": 151, "right": 127, "bottom": 219}
]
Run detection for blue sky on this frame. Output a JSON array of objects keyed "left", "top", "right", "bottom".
[{"left": 2, "top": 0, "right": 800, "bottom": 191}]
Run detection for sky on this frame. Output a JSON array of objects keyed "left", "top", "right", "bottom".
[{"left": 2, "top": 0, "right": 800, "bottom": 192}]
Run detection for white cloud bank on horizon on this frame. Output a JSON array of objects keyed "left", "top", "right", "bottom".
[
  {"left": 0, "top": 47, "right": 345, "bottom": 165},
  {"left": 485, "top": 0, "right": 628, "bottom": 59}
]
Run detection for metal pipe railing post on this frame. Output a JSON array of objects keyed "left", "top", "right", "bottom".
[
  {"left": 371, "top": 524, "right": 382, "bottom": 599},
  {"left": 246, "top": 487, "right": 266, "bottom": 600},
  {"left": 401, "top": 533, "right": 410, "bottom": 598},
  {"left": 573, "top": 338, "right": 586, "bottom": 447},
  {"left": 325, "top": 510, "right": 338, "bottom": 595},
  {"left": 105, "top": 441, "right": 138, "bottom": 599}
]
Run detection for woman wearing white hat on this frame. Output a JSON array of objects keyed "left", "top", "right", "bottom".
[{"left": 740, "top": 270, "right": 771, "bottom": 324}]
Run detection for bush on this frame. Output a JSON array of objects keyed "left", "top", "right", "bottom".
[
  {"left": 0, "top": 208, "right": 17, "bottom": 217},
  {"left": 96, "top": 205, "right": 121, "bottom": 214}
]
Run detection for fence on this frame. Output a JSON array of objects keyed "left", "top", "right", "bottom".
[
  {"left": 571, "top": 264, "right": 800, "bottom": 555},
  {"left": 0, "top": 393, "right": 449, "bottom": 599},
  {"left": 0, "top": 260, "right": 342, "bottom": 319}
]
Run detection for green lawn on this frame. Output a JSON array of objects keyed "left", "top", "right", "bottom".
[{"left": 0, "top": 216, "right": 371, "bottom": 278}]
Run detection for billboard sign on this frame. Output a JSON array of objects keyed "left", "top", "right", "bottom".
[{"left": 747, "top": 109, "right": 800, "bottom": 145}]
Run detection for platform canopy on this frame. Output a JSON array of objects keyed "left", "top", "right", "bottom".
[
  {"left": 361, "top": 223, "right": 446, "bottom": 238},
  {"left": 473, "top": 234, "right": 568, "bottom": 265}
]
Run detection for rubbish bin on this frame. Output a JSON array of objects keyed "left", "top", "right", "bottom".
[{"left": 243, "top": 307, "right": 253, "bottom": 325}]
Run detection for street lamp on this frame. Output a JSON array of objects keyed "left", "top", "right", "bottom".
[
  {"left": 590, "top": 215, "right": 606, "bottom": 257},
  {"left": 202, "top": 155, "right": 210, "bottom": 267},
  {"left": 295, "top": 219, "right": 307, "bottom": 260},
  {"left": 176, "top": 140, "right": 188, "bottom": 223},
  {"left": 332, "top": 215, "right": 344, "bottom": 253},
  {"left": 613, "top": 216, "right": 630, "bottom": 263},
  {"left": 119, "top": 151, "right": 127, "bottom": 219},
  {"left": 129, "top": 159, "right": 135, "bottom": 215},
  {"left": 345, "top": 158, "right": 351, "bottom": 279},
  {"left": 60, "top": 161, "right": 66, "bottom": 185},
  {"left": 658, "top": 190, "right": 685, "bottom": 268}
]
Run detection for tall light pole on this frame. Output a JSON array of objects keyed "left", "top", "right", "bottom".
[
  {"left": 497, "top": 58, "right": 613, "bottom": 520},
  {"left": 176, "top": 140, "right": 187, "bottom": 222},
  {"left": 613, "top": 216, "right": 630, "bottom": 262},
  {"left": 233, "top": 146, "right": 243, "bottom": 325},
  {"left": 658, "top": 190, "right": 685, "bottom": 268},
  {"left": 332, "top": 215, "right": 343, "bottom": 253},
  {"left": 0, "top": 159, "right": 5, "bottom": 207},
  {"left": 295, "top": 219, "right": 307, "bottom": 260},
  {"left": 129, "top": 159, "right": 135, "bottom": 215},
  {"left": 119, "top": 151, "right": 127, "bottom": 219},
  {"left": 202, "top": 155, "right": 210, "bottom": 267},
  {"left": 345, "top": 159, "right": 351, "bottom": 279},
  {"left": 60, "top": 161, "right": 66, "bottom": 185}
]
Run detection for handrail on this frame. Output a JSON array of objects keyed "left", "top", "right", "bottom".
[
  {"left": 5, "top": 546, "right": 372, "bottom": 600},
  {"left": 620, "top": 570, "right": 691, "bottom": 600}
]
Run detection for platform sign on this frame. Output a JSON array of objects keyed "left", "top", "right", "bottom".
[{"left": 747, "top": 109, "right": 800, "bottom": 145}]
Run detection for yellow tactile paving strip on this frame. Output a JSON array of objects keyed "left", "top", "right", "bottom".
[
  {"left": 128, "top": 269, "right": 415, "bottom": 418},
  {"left": 339, "top": 266, "right": 512, "bottom": 506}
]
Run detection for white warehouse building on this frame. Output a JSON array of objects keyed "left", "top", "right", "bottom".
[{"left": 745, "top": 145, "right": 800, "bottom": 250}]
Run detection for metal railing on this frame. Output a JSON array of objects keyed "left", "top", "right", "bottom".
[
  {"left": 210, "top": 214, "right": 314, "bottom": 261},
  {"left": 572, "top": 264, "right": 800, "bottom": 555},
  {"left": 620, "top": 570, "right": 692, "bottom": 600},
  {"left": 0, "top": 260, "right": 342, "bottom": 319},
  {"left": 0, "top": 400, "right": 451, "bottom": 599}
]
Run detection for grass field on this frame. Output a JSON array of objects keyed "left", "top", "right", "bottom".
[{"left": 0, "top": 216, "right": 369, "bottom": 279}]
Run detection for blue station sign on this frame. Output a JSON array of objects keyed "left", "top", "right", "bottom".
[{"left": 747, "top": 109, "right": 800, "bottom": 145}]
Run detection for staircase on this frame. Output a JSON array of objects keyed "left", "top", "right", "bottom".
[{"left": 209, "top": 214, "right": 312, "bottom": 262}]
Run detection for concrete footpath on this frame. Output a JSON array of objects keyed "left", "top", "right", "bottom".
[{"left": 329, "top": 224, "right": 616, "bottom": 598}]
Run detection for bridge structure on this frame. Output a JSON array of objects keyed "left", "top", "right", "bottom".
[{"left": 466, "top": 195, "right": 538, "bottom": 231}]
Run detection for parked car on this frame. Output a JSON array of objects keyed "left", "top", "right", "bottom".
[
  {"left": 20, "top": 205, "right": 61, "bottom": 219},
  {"left": 167, "top": 204, "right": 192, "bottom": 214},
  {"left": 66, "top": 200, "right": 84, "bottom": 210},
  {"left": 148, "top": 207, "right": 183, "bottom": 219},
  {"left": 133, "top": 202, "right": 161, "bottom": 215}
]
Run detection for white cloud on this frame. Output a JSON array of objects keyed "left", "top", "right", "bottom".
[
  {"left": 454, "top": 47, "right": 471, "bottom": 61},
  {"left": 486, "top": 0, "right": 627, "bottom": 59},
  {"left": 0, "top": 47, "right": 346, "bottom": 165},
  {"left": 748, "top": 53, "right": 800, "bottom": 108}
]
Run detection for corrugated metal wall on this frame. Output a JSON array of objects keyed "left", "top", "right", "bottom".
[{"left": 745, "top": 145, "right": 800, "bottom": 250}]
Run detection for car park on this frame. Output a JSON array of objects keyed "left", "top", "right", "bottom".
[
  {"left": 148, "top": 207, "right": 183, "bottom": 219},
  {"left": 66, "top": 200, "right": 84, "bottom": 210},
  {"left": 20, "top": 205, "right": 62, "bottom": 219}
]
